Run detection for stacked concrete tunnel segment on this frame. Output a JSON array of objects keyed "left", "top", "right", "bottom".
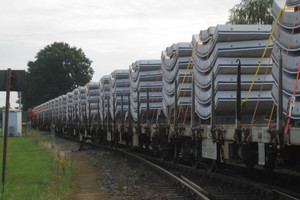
[
  {"left": 192, "top": 25, "right": 273, "bottom": 123},
  {"left": 272, "top": 0, "right": 300, "bottom": 119},
  {"left": 32, "top": 1, "right": 300, "bottom": 168},
  {"left": 109, "top": 70, "right": 130, "bottom": 122},
  {"left": 129, "top": 60, "right": 163, "bottom": 123},
  {"left": 161, "top": 42, "right": 193, "bottom": 122}
]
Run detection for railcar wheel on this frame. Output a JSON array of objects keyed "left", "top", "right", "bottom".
[
  {"left": 172, "top": 143, "right": 179, "bottom": 163},
  {"left": 240, "top": 144, "right": 256, "bottom": 169},
  {"left": 125, "top": 133, "right": 130, "bottom": 146},
  {"left": 218, "top": 144, "right": 225, "bottom": 163},
  {"left": 191, "top": 160, "right": 199, "bottom": 169},
  {"left": 205, "top": 159, "right": 217, "bottom": 172},
  {"left": 191, "top": 147, "right": 200, "bottom": 169},
  {"left": 160, "top": 149, "right": 169, "bottom": 161},
  {"left": 264, "top": 151, "right": 277, "bottom": 172}
]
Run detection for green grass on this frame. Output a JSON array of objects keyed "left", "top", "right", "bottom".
[{"left": 0, "top": 136, "right": 54, "bottom": 200}]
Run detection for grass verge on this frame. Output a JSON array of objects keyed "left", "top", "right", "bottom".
[{"left": 0, "top": 129, "right": 74, "bottom": 200}]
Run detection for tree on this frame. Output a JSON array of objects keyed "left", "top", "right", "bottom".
[
  {"left": 23, "top": 42, "right": 94, "bottom": 109},
  {"left": 227, "top": 0, "right": 273, "bottom": 24}
]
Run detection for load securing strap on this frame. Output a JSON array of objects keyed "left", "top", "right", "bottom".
[
  {"left": 284, "top": 64, "right": 300, "bottom": 134},
  {"left": 242, "top": 7, "right": 294, "bottom": 106}
]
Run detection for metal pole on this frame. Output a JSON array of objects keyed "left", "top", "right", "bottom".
[
  {"left": 102, "top": 97, "right": 105, "bottom": 131},
  {"left": 191, "top": 75, "right": 195, "bottom": 128},
  {"left": 174, "top": 80, "right": 178, "bottom": 135},
  {"left": 107, "top": 97, "right": 111, "bottom": 144},
  {"left": 97, "top": 98, "right": 100, "bottom": 129},
  {"left": 121, "top": 94, "right": 124, "bottom": 132},
  {"left": 277, "top": 53, "right": 283, "bottom": 148},
  {"left": 107, "top": 97, "right": 110, "bottom": 129},
  {"left": 113, "top": 96, "right": 116, "bottom": 131},
  {"left": 51, "top": 123, "right": 55, "bottom": 149},
  {"left": 137, "top": 90, "right": 140, "bottom": 130},
  {"left": 146, "top": 88, "right": 150, "bottom": 126},
  {"left": 85, "top": 103, "right": 88, "bottom": 130},
  {"left": 2, "top": 68, "right": 11, "bottom": 193},
  {"left": 112, "top": 96, "right": 116, "bottom": 145},
  {"left": 88, "top": 102, "right": 91, "bottom": 130},
  {"left": 128, "top": 93, "right": 132, "bottom": 133},
  {"left": 210, "top": 71, "right": 215, "bottom": 126},
  {"left": 236, "top": 59, "right": 242, "bottom": 143}
]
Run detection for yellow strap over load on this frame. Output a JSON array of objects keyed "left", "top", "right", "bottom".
[
  {"left": 177, "top": 40, "right": 202, "bottom": 99},
  {"left": 242, "top": 7, "right": 294, "bottom": 106}
]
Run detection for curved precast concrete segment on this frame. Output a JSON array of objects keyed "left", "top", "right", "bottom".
[
  {"left": 193, "top": 57, "right": 271, "bottom": 77},
  {"left": 161, "top": 43, "right": 193, "bottom": 71},
  {"left": 272, "top": 0, "right": 300, "bottom": 29},
  {"left": 194, "top": 74, "right": 273, "bottom": 103},
  {"left": 129, "top": 60, "right": 163, "bottom": 122},
  {"left": 67, "top": 92, "right": 74, "bottom": 122},
  {"left": 272, "top": 85, "right": 300, "bottom": 119},
  {"left": 131, "top": 60, "right": 161, "bottom": 71},
  {"left": 272, "top": 1, "right": 300, "bottom": 120},
  {"left": 60, "top": 95, "right": 67, "bottom": 121},
  {"left": 199, "top": 26, "right": 216, "bottom": 43},
  {"left": 78, "top": 87, "right": 87, "bottom": 123},
  {"left": 193, "top": 62, "right": 272, "bottom": 90},
  {"left": 162, "top": 57, "right": 191, "bottom": 83},
  {"left": 78, "top": 86, "right": 87, "bottom": 105},
  {"left": 192, "top": 24, "right": 273, "bottom": 121},
  {"left": 273, "top": 24, "right": 300, "bottom": 51},
  {"left": 109, "top": 69, "right": 130, "bottom": 120},
  {"left": 130, "top": 71, "right": 162, "bottom": 91},
  {"left": 192, "top": 40, "right": 272, "bottom": 73},
  {"left": 272, "top": 44, "right": 299, "bottom": 74},
  {"left": 99, "top": 75, "right": 110, "bottom": 121},
  {"left": 272, "top": 61, "right": 300, "bottom": 96},
  {"left": 287, "top": 0, "right": 300, "bottom": 6},
  {"left": 72, "top": 88, "right": 80, "bottom": 122},
  {"left": 163, "top": 78, "right": 192, "bottom": 97},
  {"left": 193, "top": 25, "right": 271, "bottom": 58},
  {"left": 161, "top": 42, "right": 193, "bottom": 118},
  {"left": 195, "top": 90, "right": 273, "bottom": 121},
  {"left": 86, "top": 82, "right": 100, "bottom": 116}
]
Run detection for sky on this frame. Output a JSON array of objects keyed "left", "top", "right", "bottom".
[{"left": 0, "top": 0, "right": 241, "bottom": 109}]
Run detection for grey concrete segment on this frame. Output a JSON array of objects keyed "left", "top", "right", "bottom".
[
  {"left": 286, "top": 0, "right": 300, "bottom": 6},
  {"left": 129, "top": 60, "right": 163, "bottom": 122},
  {"left": 192, "top": 25, "right": 273, "bottom": 121},
  {"left": 272, "top": 0, "right": 300, "bottom": 29},
  {"left": 273, "top": 24, "right": 300, "bottom": 51},
  {"left": 161, "top": 42, "right": 193, "bottom": 118}
]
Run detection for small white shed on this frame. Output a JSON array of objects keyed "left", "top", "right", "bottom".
[{"left": 2, "top": 109, "right": 22, "bottom": 137}]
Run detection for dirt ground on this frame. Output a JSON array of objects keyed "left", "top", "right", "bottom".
[
  {"left": 54, "top": 137, "right": 185, "bottom": 200},
  {"left": 54, "top": 139, "right": 111, "bottom": 200}
]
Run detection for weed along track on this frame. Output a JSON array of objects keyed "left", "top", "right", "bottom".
[{"left": 50, "top": 137, "right": 111, "bottom": 200}]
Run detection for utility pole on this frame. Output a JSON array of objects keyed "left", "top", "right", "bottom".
[
  {"left": 0, "top": 69, "right": 25, "bottom": 193},
  {"left": 2, "top": 69, "right": 11, "bottom": 193}
]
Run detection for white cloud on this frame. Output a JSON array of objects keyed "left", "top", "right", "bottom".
[{"left": 0, "top": 0, "right": 241, "bottom": 108}]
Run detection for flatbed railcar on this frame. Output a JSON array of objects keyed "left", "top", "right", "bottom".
[{"left": 31, "top": 0, "right": 300, "bottom": 172}]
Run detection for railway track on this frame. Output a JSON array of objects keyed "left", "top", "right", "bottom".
[
  {"left": 128, "top": 150, "right": 299, "bottom": 200},
  {"left": 219, "top": 163, "right": 300, "bottom": 195},
  {"left": 59, "top": 134, "right": 300, "bottom": 200}
]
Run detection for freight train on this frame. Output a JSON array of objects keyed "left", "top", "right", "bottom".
[{"left": 32, "top": 0, "right": 300, "bottom": 172}]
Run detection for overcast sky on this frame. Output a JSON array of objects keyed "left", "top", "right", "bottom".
[{"left": 0, "top": 0, "right": 241, "bottom": 109}]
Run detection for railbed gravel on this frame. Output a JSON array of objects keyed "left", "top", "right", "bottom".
[{"left": 87, "top": 149, "right": 186, "bottom": 200}]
